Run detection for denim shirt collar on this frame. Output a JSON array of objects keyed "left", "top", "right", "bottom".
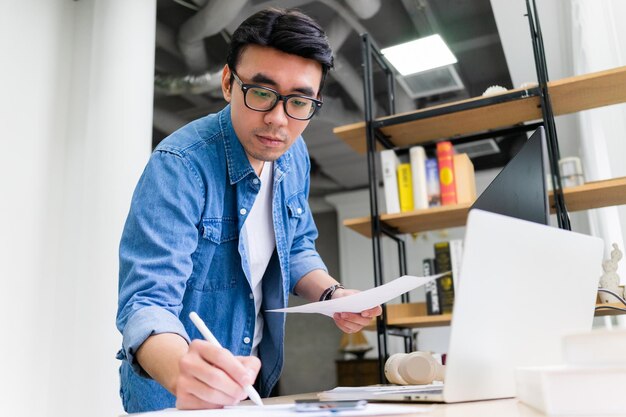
[{"left": 219, "top": 105, "right": 292, "bottom": 185}]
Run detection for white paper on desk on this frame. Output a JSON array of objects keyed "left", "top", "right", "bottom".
[
  {"left": 266, "top": 274, "right": 443, "bottom": 317},
  {"left": 135, "top": 403, "right": 428, "bottom": 416}
]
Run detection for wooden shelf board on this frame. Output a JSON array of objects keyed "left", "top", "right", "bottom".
[
  {"left": 333, "top": 66, "right": 626, "bottom": 154},
  {"left": 595, "top": 302, "right": 626, "bottom": 317},
  {"left": 365, "top": 301, "right": 625, "bottom": 330},
  {"left": 344, "top": 204, "right": 471, "bottom": 238},
  {"left": 345, "top": 177, "right": 626, "bottom": 237},
  {"left": 550, "top": 176, "right": 626, "bottom": 212}
]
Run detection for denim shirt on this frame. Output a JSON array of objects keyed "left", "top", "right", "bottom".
[{"left": 116, "top": 105, "right": 327, "bottom": 413}]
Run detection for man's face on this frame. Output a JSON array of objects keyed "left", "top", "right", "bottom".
[{"left": 221, "top": 44, "right": 323, "bottom": 171}]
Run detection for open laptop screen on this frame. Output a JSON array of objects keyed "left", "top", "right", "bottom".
[{"left": 470, "top": 127, "right": 550, "bottom": 225}]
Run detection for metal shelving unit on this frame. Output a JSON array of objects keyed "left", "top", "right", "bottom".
[{"left": 346, "top": 0, "right": 626, "bottom": 382}]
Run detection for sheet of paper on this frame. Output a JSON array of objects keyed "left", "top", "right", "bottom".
[
  {"left": 266, "top": 274, "right": 443, "bottom": 316},
  {"left": 135, "top": 403, "right": 429, "bottom": 417}
]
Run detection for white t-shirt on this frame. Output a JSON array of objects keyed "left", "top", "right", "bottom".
[{"left": 241, "top": 161, "right": 276, "bottom": 357}]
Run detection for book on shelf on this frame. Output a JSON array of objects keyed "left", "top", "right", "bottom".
[
  {"left": 453, "top": 153, "right": 477, "bottom": 205},
  {"left": 423, "top": 257, "right": 441, "bottom": 315},
  {"left": 434, "top": 241, "right": 455, "bottom": 314},
  {"left": 449, "top": 239, "right": 464, "bottom": 294},
  {"left": 437, "top": 141, "right": 457, "bottom": 205},
  {"left": 409, "top": 146, "right": 429, "bottom": 210},
  {"left": 397, "top": 163, "right": 414, "bottom": 212},
  {"left": 380, "top": 149, "right": 401, "bottom": 214},
  {"left": 425, "top": 157, "right": 441, "bottom": 207}
]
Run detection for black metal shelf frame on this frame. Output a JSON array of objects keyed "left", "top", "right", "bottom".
[{"left": 359, "top": 0, "right": 571, "bottom": 384}]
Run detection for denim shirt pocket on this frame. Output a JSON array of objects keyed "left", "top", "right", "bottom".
[
  {"left": 202, "top": 217, "right": 239, "bottom": 243},
  {"left": 286, "top": 191, "right": 307, "bottom": 219},
  {"left": 285, "top": 191, "right": 307, "bottom": 245},
  {"left": 188, "top": 217, "right": 240, "bottom": 292}
]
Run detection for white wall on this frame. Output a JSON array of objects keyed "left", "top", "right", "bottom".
[
  {"left": 491, "top": 0, "right": 626, "bottom": 263},
  {"left": 567, "top": 0, "right": 626, "bottom": 266},
  {"left": 0, "top": 2, "right": 73, "bottom": 415},
  {"left": 0, "top": 1, "right": 155, "bottom": 416}
]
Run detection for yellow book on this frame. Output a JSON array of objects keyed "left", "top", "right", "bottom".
[{"left": 396, "top": 163, "right": 414, "bottom": 212}]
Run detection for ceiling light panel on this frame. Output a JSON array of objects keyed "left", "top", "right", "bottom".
[{"left": 382, "top": 34, "right": 457, "bottom": 76}]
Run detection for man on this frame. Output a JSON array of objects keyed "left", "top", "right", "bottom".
[{"left": 116, "top": 8, "right": 382, "bottom": 413}]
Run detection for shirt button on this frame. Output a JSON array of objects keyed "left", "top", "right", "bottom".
[
  {"left": 243, "top": 337, "right": 251, "bottom": 344},
  {"left": 296, "top": 207, "right": 303, "bottom": 215},
  {"left": 252, "top": 178, "right": 259, "bottom": 185},
  {"left": 249, "top": 293, "right": 254, "bottom": 300},
  {"left": 240, "top": 208, "right": 247, "bottom": 215}
]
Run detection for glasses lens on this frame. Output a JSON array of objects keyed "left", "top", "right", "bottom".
[
  {"left": 286, "top": 97, "right": 316, "bottom": 120},
  {"left": 245, "top": 87, "right": 278, "bottom": 111}
]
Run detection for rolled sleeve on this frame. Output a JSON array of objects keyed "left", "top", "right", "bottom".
[
  {"left": 118, "top": 306, "right": 190, "bottom": 377},
  {"left": 289, "top": 249, "right": 327, "bottom": 294}
]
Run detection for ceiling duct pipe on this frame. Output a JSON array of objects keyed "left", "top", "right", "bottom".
[
  {"left": 154, "top": 70, "right": 223, "bottom": 96},
  {"left": 178, "top": 0, "right": 248, "bottom": 73},
  {"left": 324, "top": 15, "right": 370, "bottom": 113},
  {"left": 188, "top": 0, "right": 208, "bottom": 6},
  {"left": 345, "top": 0, "right": 381, "bottom": 20},
  {"left": 156, "top": 21, "right": 183, "bottom": 59},
  {"left": 326, "top": 15, "right": 352, "bottom": 51}
]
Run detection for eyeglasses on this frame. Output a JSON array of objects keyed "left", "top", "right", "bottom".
[{"left": 231, "top": 72, "right": 323, "bottom": 121}]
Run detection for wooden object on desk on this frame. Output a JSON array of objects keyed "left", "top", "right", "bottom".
[
  {"left": 335, "top": 358, "right": 379, "bottom": 387},
  {"left": 344, "top": 177, "right": 626, "bottom": 237},
  {"left": 333, "top": 66, "right": 626, "bottom": 154}
]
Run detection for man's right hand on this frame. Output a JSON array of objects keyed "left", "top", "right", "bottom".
[{"left": 175, "top": 339, "right": 261, "bottom": 410}]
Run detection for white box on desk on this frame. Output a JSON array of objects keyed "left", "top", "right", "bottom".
[
  {"left": 516, "top": 366, "right": 626, "bottom": 415},
  {"left": 563, "top": 329, "right": 626, "bottom": 367}
]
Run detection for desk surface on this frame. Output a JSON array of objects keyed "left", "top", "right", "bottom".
[{"left": 253, "top": 392, "right": 549, "bottom": 417}]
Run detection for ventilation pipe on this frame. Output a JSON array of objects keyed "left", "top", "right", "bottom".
[
  {"left": 324, "top": 16, "right": 369, "bottom": 113},
  {"left": 178, "top": 0, "right": 248, "bottom": 73},
  {"left": 166, "top": 0, "right": 410, "bottom": 113},
  {"left": 188, "top": 0, "right": 208, "bottom": 6},
  {"left": 345, "top": 0, "right": 381, "bottom": 20},
  {"left": 156, "top": 21, "right": 182, "bottom": 59},
  {"left": 154, "top": 70, "right": 223, "bottom": 96}
]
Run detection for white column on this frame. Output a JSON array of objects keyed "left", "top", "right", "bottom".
[
  {"left": 0, "top": 0, "right": 155, "bottom": 416},
  {"left": 48, "top": 1, "right": 156, "bottom": 416},
  {"left": 0, "top": 1, "right": 76, "bottom": 416}
]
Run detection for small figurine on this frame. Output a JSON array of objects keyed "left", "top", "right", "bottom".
[{"left": 599, "top": 243, "right": 623, "bottom": 303}]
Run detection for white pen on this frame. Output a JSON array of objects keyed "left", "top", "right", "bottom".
[{"left": 188, "top": 311, "right": 264, "bottom": 407}]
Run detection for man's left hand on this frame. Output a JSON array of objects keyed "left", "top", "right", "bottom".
[{"left": 330, "top": 289, "right": 383, "bottom": 333}]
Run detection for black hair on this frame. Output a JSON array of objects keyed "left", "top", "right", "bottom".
[{"left": 226, "top": 8, "right": 334, "bottom": 93}]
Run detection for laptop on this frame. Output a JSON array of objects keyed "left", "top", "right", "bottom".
[
  {"left": 359, "top": 209, "right": 603, "bottom": 403},
  {"left": 471, "top": 126, "right": 550, "bottom": 226}
]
